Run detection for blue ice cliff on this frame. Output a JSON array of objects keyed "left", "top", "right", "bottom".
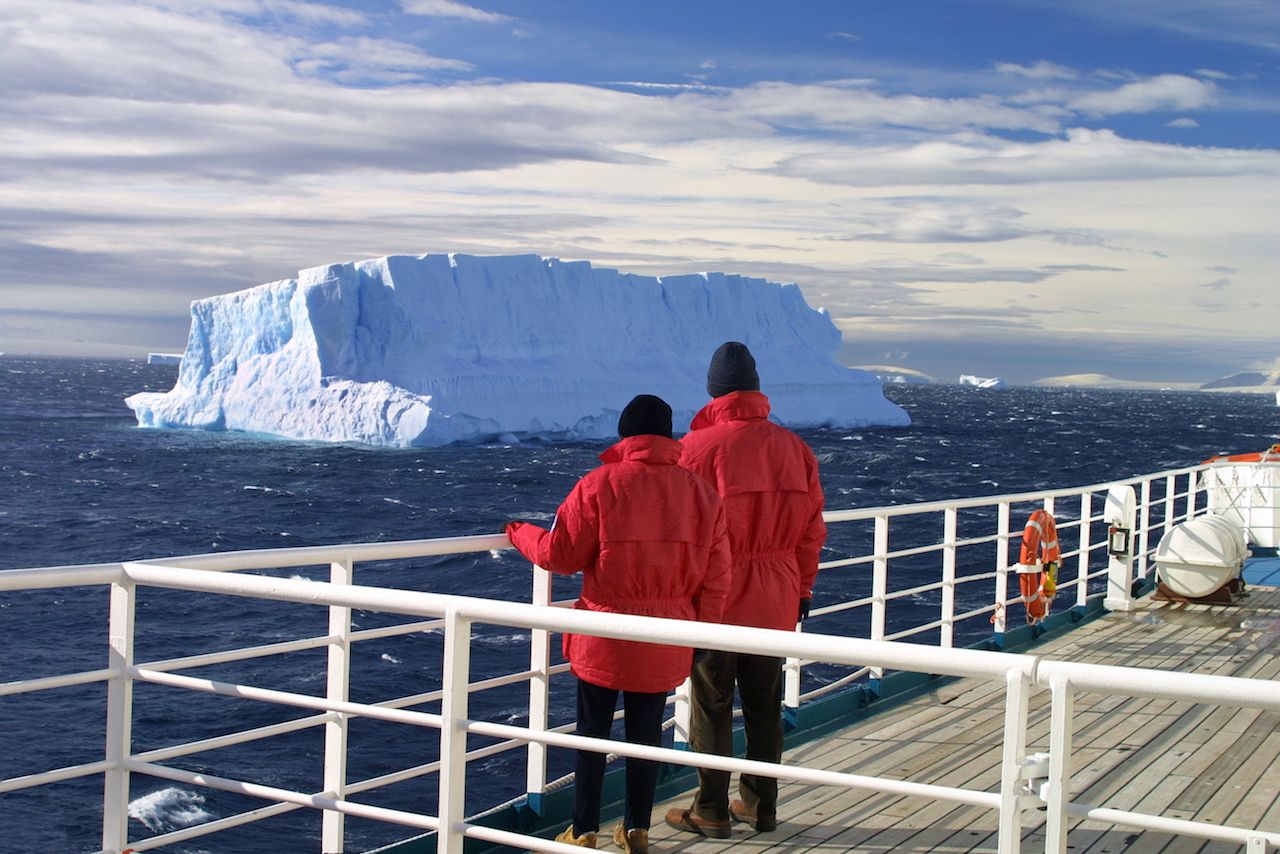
[{"left": 126, "top": 253, "right": 911, "bottom": 447}]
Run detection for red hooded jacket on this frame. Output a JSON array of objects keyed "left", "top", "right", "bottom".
[
  {"left": 507, "top": 434, "right": 732, "bottom": 693},
  {"left": 680, "top": 391, "right": 826, "bottom": 632}
]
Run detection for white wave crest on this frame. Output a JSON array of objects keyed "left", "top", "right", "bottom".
[
  {"left": 128, "top": 787, "right": 214, "bottom": 832},
  {"left": 380, "top": 653, "right": 402, "bottom": 664}
]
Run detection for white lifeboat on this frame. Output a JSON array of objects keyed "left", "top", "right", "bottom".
[{"left": 1154, "top": 515, "right": 1246, "bottom": 599}]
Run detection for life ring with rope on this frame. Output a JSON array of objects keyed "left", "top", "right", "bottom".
[{"left": 1017, "top": 508, "right": 1060, "bottom": 625}]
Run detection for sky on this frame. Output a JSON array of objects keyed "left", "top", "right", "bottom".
[{"left": 1, "top": 0, "right": 1277, "bottom": 385}]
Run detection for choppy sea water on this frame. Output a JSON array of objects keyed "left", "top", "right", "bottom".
[{"left": 1, "top": 356, "right": 1276, "bottom": 853}]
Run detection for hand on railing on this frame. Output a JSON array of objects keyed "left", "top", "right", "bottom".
[{"left": 798, "top": 597, "right": 811, "bottom": 624}]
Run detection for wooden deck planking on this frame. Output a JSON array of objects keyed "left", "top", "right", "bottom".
[{"left": 647, "top": 587, "right": 1280, "bottom": 853}]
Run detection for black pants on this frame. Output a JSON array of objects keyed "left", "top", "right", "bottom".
[
  {"left": 573, "top": 679, "right": 667, "bottom": 833},
  {"left": 688, "top": 650, "right": 784, "bottom": 822}
]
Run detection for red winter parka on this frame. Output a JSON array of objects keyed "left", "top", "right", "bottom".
[
  {"left": 680, "top": 391, "right": 826, "bottom": 632},
  {"left": 506, "top": 434, "right": 732, "bottom": 693}
]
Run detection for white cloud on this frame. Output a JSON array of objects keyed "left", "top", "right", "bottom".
[
  {"left": 1166, "top": 117, "right": 1200, "bottom": 128},
  {"left": 834, "top": 199, "right": 1035, "bottom": 243},
  {"left": 1195, "top": 68, "right": 1234, "bottom": 80},
  {"left": 257, "top": 0, "right": 367, "bottom": 26},
  {"left": 294, "top": 37, "right": 473, "bottom": 82},
  {"left": 710, "top": 82, "right": 1065, "bottom": 134},
  {"left": 1070, "top": 74, "right": 1216, "bottom": 115},
  {"left": 993, "top": 61, "right": 1078, "bottom": 80},
  {"left": 399, "top": 0, "right": 510, "bottom": 23},
  {"left": 769, "top": 128, "right": 1280, "bottom": 187}
]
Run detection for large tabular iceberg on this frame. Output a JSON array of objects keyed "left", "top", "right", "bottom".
[{"left": 127, "top": 253, "right": 909, "bottom": 446}]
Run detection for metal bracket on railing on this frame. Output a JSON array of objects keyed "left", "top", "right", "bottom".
[{"left": 1019, "top": 751, "right": 1051, "bottom": 813}]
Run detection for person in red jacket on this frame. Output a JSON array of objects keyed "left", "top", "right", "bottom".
[
  {"left": 665, "top": 341, "right": 826, "bottom": 839},
  {"left": 506, "top": 394, "right": 732, "bottom": 852}
]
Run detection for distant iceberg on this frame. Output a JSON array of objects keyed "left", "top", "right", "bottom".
[
  {"left": 147, "top": 353, "right": 183, "bottom": 366},
  {"left": 959, "top": 374, "right": 1006, "bottom": 389},
  {"left": 126, "top": 253, "right": 910, "bottom": 447}
]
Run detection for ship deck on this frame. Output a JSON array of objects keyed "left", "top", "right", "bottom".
[{"left": 650, "top": 573, "right": 1280, "bottom": 853}]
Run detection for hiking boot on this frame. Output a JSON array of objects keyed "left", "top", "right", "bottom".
[
  {"left": 613, "top": 823, "right": 650, "bottom": 853},
  {"left": 663, "top": 807, "right": 731, "bottom": 838},
  {"left": 730, "top": 799, "right": 777, "bottom": 832},
  {"left": 555, "top": 824, "right": 598, "bottom": 847}
]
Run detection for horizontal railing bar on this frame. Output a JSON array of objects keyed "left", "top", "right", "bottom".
[
  {"left": 349, "top": 618, "right": 445, "bottom": 642},
  {"left": 132, "top": 712, "right": 337, "bottom": 765},
  {"left": 139, "top": 634, "right": 336, "bottom": 674},
  {"left": 0, "top": 667, "right": 115, "bottom": 697},
  {"left": 797, "top": 667, "right": 874, "bottom": 702},
  {"left": 346, "top": 760, "right": 441, "bottom": 797},
  {"left": 126, "top": 760, "right": 441, "bottom": 833},
  {"left": 1037, "top": 661, "right": 1280, "bottom": 710},
  {"left": 0, "top": 759, "right": 114, "bottom": 794},
  {"left": 122, "top": 564, "right": 1035, "bottom": 681},
  {"left": 0, "top": 562, "right": 122, "bottom": 591},
  {"left": 811, "top": 596, "right": 873, "bottom": 617},
  {"left": 884, "top": 543, "right": 943, "bottom": 560},
  {"left": 885, "top": 620, "right": 943, "bottom": 641},
  {"left": 818, "top": 555, "right": 873, "bottom": 570},
  {"left": 132, "top": 668, "right": 445, "bottom": 729},
  {"left": 1063, "top": 802, "right": 1280, "bottom": 846},
  {"left": 954, "top": 604, "right": 997, "bottom": 622},
  {"left": 821, "top": 464, "right": 1205, "bottom": 523},
  {"left": 142, "top": 533, "right": 513, "bottom": 573},
  {"left": 463, "top": 718, "right": 1002, "bottom": 809},
  {"left": 122, "top": 798, "right": 307, "bottom": 852},
  {"left": 885, "top": 580, "right": 944, "bottom": 599}
]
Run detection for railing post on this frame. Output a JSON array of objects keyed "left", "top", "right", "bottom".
[
  {"left": 322, "top": 558, "right": 353, "bottom": 854},
  {"left": 673, "top": 677, "right": 692, "bottom": 749},
  {"left": 1104, "top": 485, "right": 1136, "bottom": 612},
  {"left": 996, "top": 667, "right": 1031, "bottom": 854},
  {"left": 102, "top": 576, "right": 136, "bottom": 854},
  {"left": 993, "top": 502, "right": 1011, "bottom": 641},
  {"left": 438, "top": 606, "right": 472, "bottom": 854},
  {"left": 1163, "top": 474, "right": 1176, "bottom": 537},
  {"left": 870, "top": 515, "right": 889, "bottom": 681},
  {"left": 526, "top": 566, "right": 552, "bottom": 806},
  {"left": 941, "top": 507, "right": 957, "bottom": 649},
  {"left": 1137, "top": 480, "right": 1153, "bottom": 580},
  {"left": 1076, "top": 492, "right": 1091, "bottom": 610},
  {"left": 1044, "top": 674, "right": 1074, "bottom": 854},
  {"left": 783, "top": 661, "right": 801, "bottom": 728}
]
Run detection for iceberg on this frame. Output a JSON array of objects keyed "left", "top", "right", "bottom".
[
  {"left": 959, "top": 374, "right": 1006, "bottom": 389},
  {"left": 126, "top": 253, "right": 910, "bottom": 447}
]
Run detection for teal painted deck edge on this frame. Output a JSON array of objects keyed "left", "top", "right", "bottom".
[{"left": 369, "top": 591, "right": 1126, "bottom": 854}]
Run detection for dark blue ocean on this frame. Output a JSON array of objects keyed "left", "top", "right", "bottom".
[{"left": 1, "top": 356, "right": 1276, "bottom": 853}]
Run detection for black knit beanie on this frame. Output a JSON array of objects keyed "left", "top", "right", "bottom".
[
  {"left": 706, "top": 341, "right": 760, "bottom": 398},
  {"left": 618, "top": 394, "right": 673, "bottom": 439}
]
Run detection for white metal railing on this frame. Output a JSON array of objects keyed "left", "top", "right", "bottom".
[{"left": 2, "top": 461, "right": 1278, "bottom": 854}]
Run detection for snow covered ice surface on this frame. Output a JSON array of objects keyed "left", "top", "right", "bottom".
[{"left": 127, "top": 253, "right": 910, "bottom": 447}]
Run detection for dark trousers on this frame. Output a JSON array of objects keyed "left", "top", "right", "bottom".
[
  {"left": 688, "top": 650, "right": 784, "bottom": 822},
  {"left": 572, "top": 679, "right": 667, "bottom": 833}
]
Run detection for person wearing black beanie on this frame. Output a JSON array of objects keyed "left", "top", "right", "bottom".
[
  {"left": 706, "top": 341, "right": 760, "bottom": 398},
  {"left": 506, "top": 392, "right": 731, "bottom": 852},
  {"left": 667, "top": 342, "right": 826, "bottom": 839},
  {"left": 617, "top": 394, "right": 673, "bottom": 439}
]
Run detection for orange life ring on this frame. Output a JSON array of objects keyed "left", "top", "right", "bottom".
[{"left": 1017, "top": 508, "right": 1060, "bottom": 625}]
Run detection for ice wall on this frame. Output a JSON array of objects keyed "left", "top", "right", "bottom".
[{"left": 127, "top": 253, "right": 910, "bottom": 446}]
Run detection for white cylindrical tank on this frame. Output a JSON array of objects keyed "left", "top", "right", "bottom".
[{"left": 1154, "top": 515, "right": 1246, "bottom": 599}]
